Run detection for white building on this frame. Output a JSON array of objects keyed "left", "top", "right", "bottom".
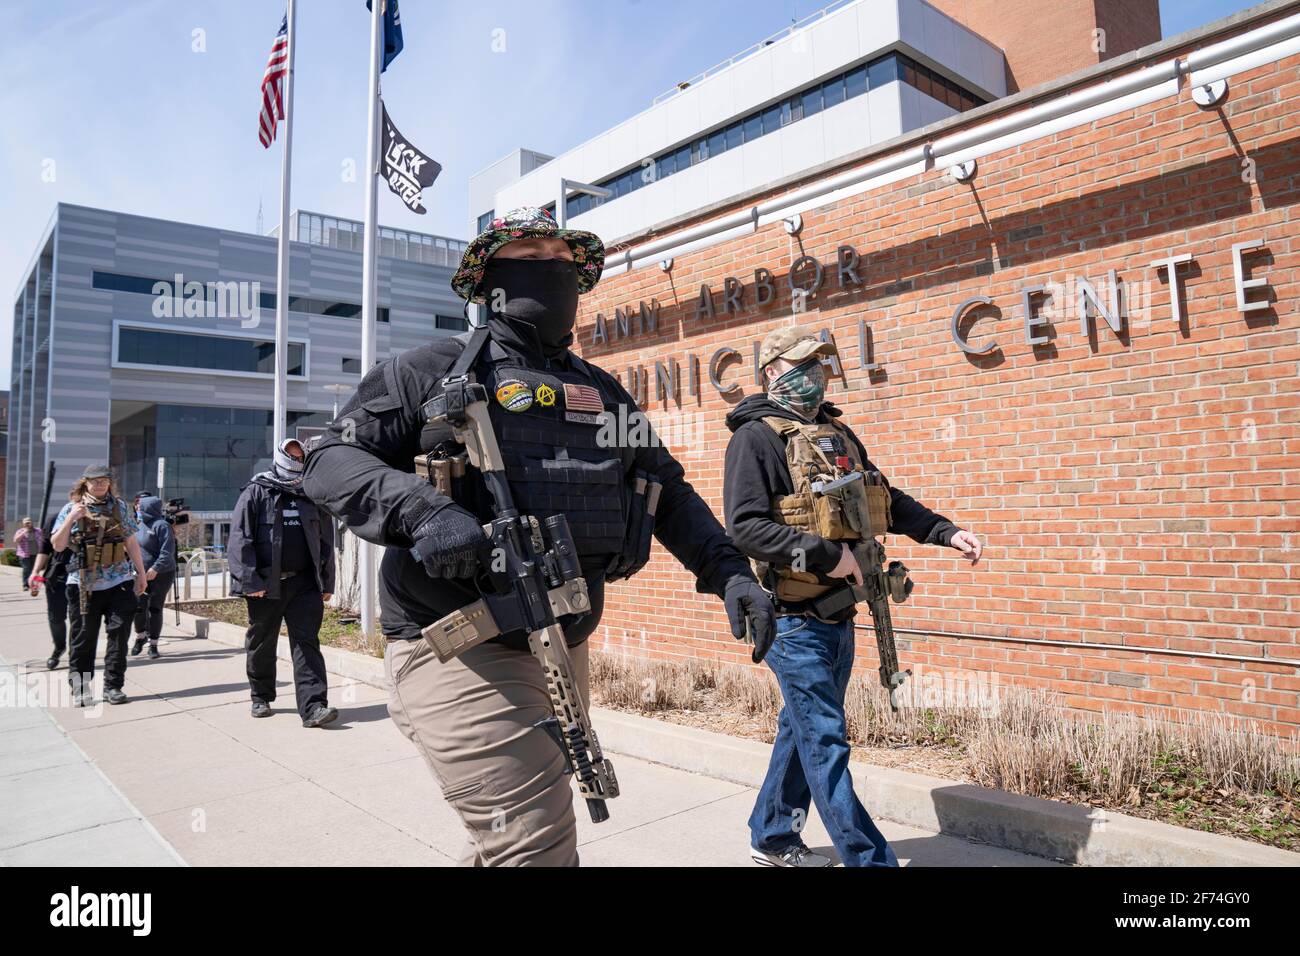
[{"left": 469, "top": 0, "right": 1006, "bottom": 245}]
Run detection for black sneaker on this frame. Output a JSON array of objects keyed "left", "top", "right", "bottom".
[
  {"left": 72, "top": 692, "right": 90, "bottom": 708},
  {"left": 302, "top": 705, "right": 338, "bottom": 728},
  {"left": 130, "top": 639, "right": 145, "bottom": 657},
  {"left": 46, "top": 655, "right": 60, "bottom": 670},
  {"left": 148, "top": 644, "right": 161, "bottom": 659},
  {"left": 103, "top": 688, "right": 129, "bottom": 706},
  {"left": 251, "top": 701, "right": 272, "bottom": 718},
  {"left": 750, "top": 844, "right": 835, "bottom": 868}
]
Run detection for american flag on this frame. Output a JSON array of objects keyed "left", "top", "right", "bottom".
[
  {"left": 564, "top": 384, "right": 604, "bottom": 414},
  {"left": 258, "top": 14, "right": 290, "bottom": 148}
]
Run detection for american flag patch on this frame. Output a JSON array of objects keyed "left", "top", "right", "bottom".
[{"left": 563, "top": 383, "right": 604, "bottom": 414}]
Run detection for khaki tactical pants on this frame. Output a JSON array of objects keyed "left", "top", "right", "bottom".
[{"left": 386, "top": 635, "right": 589, "bottom": 867}]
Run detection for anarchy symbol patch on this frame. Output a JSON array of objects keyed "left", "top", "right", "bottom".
[{"left": 535, "top": 384, "right": 557, "bottom": 407}]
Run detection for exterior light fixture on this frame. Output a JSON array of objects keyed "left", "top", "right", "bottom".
[
  {"left": 949, "top": 159, "right": 977, "bottom": 183},
  {"left": 1191, "top": 78, "right": 1229, "bottom": 108}
]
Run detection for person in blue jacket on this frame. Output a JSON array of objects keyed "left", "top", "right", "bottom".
[{"left": 131, "top": 496, "right": 177, "bottom": 659}]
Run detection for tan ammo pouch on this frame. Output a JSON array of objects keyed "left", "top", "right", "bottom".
[
  {"left": 84, "top": 541, "right": 127, "bottom": 570},
  {"left": 415, "top": 452, "right": 467, "bottom": 496},
  {"left": 849, "top": 481, "right": 891, "bottom": 540},
  {"left": 773, "top": 490, "right": 857, "bottom": 540},
  {"left": 772, "top": 569, "right": 833, "bottom": 602}
]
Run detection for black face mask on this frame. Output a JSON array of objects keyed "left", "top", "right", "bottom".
[{"left": 479, "top": 257, "right": 579, "bottom": 353}]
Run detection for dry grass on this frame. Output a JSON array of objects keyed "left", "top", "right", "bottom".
[{"left": 588, "top": 650, "right": 1300, "bottom": 850}]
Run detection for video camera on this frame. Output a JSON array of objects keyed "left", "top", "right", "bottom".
[{"left": 163, "top": 497, "right": 190, "bottom": 526}]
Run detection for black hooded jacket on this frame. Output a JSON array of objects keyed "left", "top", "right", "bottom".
[
  {"left": 302, "top": 310, "right": 753, "bottom": 648},
  {"left": 723, "top": 394, "right": 958, "bottom": 607}
]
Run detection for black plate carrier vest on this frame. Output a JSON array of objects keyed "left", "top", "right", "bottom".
[{"left": 420, "top": 331, "right": 633, "bottom": 570}]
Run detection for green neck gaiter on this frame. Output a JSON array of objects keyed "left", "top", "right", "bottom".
[{"left": 767, "top": 359, "right": 826, "bottom": 421}]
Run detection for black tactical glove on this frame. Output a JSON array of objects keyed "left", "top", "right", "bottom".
[
  {"left": 408, "top": 506, "right": 491, "bottom": 579},
  {"left": 724, "top": 575, "right": 777, "bottom": 664}
]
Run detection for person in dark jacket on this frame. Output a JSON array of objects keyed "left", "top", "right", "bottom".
[
  {"left": 130, "top": 496, "right": 177, "bottom": 659},
  {"left": 724, "top": 325, "right": 983, "bottom": 868},
  {"left": 229, "top": 438, "right": 337, "bottom": 727},
  {"left": 28, "top": 496, "right": 78, "bottom": 670},
  {"left": 303, "top": 206, "right": 775, "bottom": 866}
]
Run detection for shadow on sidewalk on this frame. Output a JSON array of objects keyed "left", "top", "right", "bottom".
[{"left": 332, "top": 703, "right": 391, "bottom": 726}]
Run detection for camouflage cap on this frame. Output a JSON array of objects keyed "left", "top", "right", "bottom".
[
  {"left": 758, "top": 325, "right": 837, "bottom": 370},
  {"left": 81, "top": 463, "right": 112, "bottom": 479}
]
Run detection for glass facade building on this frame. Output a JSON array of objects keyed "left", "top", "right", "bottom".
[
  {"left": 114, "top": 405, "right": 330, "bottom": 512},
  {"left": 290, "top": 211, "right": 468, "bottom": 267},
  {"left": 7, "top": 204, "right": 467, "bottom": 543},
  {"left": 564, "top": 51, "right": 987, "bottom": 220}
]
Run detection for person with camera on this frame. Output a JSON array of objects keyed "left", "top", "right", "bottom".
[{"left": 131, "top": 495, "right": 178, "bottom": 659}]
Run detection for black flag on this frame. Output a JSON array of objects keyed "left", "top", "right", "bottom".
[{"left": 381, "top": 101, "right": 440, "bottom": 214}]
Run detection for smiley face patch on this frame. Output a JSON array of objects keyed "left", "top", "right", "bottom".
[{"left": 495, "top": 379, "right": 534, "bottom": 412}]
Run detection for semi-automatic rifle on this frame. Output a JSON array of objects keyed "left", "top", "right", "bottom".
[
  {"left": 417, "top": 373, "right": 620, "bottom": 823},
  {"left": 810, "top": 469, "right": 914, "bottom": 711}
]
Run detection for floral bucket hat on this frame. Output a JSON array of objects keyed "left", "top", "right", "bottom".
[{"left": 451, "top": 206, "right": 605, "bottom": 303}]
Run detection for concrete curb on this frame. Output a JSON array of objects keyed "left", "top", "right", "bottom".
[
  {"left": 174, "top": 608, "right": 1298, "bottom": 867},
  {"left": 590, "top": 711, "right": 1299, "bottom": 867}
]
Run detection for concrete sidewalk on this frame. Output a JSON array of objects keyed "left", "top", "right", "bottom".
[{"left": 0, "top": 567, "right": 1055, "bottom": 867}]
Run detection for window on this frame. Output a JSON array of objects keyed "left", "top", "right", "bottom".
[
  {"left": 117, "top": 327, "right": 306, "bottom": 377},
  {"left": 823, "top": 75, "right": 845, "bottom": 108},
  {"left": 802, "top": 85, "right": 823, "bottom": 118},
  {"left": 845, "top": 64, "right": 868, "bottom": 98},
  {"left": 322, "top": 301, "right": 361, "bottom": 318},
  {"left": 707, "top": 128, "right": 726, "bottom": 159},
  {"left": 92, "top": 272, "right": 160, "bottom": 295},
  {"left": 342, "top": 357, "right": 361, "bottom": 373},
  {"left": 570, "top": 52, "right": 985, "bottom": 212},
  {"left": 868, "top": 54, "right": 898, "bottom": 89},
  {"left": 476, "top": 210, "right": 494, "bottom": 233},
  {"left": 435, "top": 314, "right": 468, "bottom": 332}
]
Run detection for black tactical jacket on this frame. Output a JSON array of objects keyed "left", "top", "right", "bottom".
[
  {"left": 303, "top": 312, "right": 752, "bottom": 648},
  {"left": 228, "top": 479, "right": 336, "bottom": 599}
]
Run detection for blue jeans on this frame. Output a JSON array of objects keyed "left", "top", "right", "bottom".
[{"left": 749, "top": 614, "right": 898, "bottom": 867}]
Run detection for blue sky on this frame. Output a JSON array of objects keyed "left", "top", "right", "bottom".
[{"left": 0, "top": 0, "right": 1263, "bottom": 381}]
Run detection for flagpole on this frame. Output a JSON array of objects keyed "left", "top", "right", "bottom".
[
  {"left": 273, "top": 0, "right": 297, "bottom": 451},
  {"left": 358, "top": 0, "right": 384, "bottom": 638}
]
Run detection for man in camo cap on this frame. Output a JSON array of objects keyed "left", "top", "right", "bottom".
[{"left": 724, "top": 323, "right": 983, "bottom": 867}]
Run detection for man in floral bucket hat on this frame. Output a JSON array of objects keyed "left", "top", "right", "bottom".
[{"left": 305, "top": 206, "right": 775, "bottom": 866}]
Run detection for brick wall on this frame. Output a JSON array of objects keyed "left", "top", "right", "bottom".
[
  {"left": 929, "top": 0, "right": 1161, "bottom": 92},
  {"left": 573, "top": 41, "right": 1300, "bottom": 737}
]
